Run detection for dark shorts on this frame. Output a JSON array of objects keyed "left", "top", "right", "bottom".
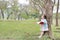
[{"left": 43, "top": 31, "right": 49, "bottom": 36}]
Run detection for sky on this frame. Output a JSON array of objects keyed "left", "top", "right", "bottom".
[{"left": 18, "top": 0, "right": 29, "bottom": 5}]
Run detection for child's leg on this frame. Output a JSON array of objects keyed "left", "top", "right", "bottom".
[
  {"left": 43, "top": 31, "right": 46, "bottom": 36},
  {"left": 38, "top": 31, "right": 44, "bottom": 38}
]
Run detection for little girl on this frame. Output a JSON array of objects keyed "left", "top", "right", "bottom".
[{"left": 37, "top": 15, "right": 49, "bottom": 38}]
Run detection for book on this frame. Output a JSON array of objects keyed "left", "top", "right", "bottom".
[
  {"left": 39, "top": 22, "right": 44, "bottom": 24},
  {"left": 37, "top": 21, "right": 44, "bottom": 24}
]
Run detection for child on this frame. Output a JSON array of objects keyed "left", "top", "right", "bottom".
[{"left": 37, "top": 15, "right": 49, "bottom": 38}]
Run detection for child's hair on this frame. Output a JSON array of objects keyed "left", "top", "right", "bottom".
[{"left": 44, "top": 15, "right": 47, "bottom": 19}]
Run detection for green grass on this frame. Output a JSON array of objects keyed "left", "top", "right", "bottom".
[{"left": 0, "top": 19, "right": 60, "bottom": 40}]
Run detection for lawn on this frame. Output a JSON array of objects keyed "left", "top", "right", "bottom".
[{"left": 0, "top": 19, "right": 60, "bottom": 40}]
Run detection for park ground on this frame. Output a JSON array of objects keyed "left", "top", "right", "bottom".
[{"left": 0, "top": 19, "right": 60, "bottom": 40}]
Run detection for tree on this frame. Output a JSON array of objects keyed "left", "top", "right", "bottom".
[
  {"left": 30, "top": 0, "right": 54, "bottom": 40},
  {"left": 56, "top": 0, "right": 59, "bottom": 26},
  {"left": 45, "top": 0, "right": 54, "bottom": 39},
  {"left": 0, "top": 1, "right": 7, "bottom": 20},
  {"left": 30, "top": 0, "right": 45, "bottom": 20},
  {"left": 51, "top": 0, "right": 55, "bottom": 24}
]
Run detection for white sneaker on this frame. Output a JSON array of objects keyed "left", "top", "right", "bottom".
[{"left": 38, "top": 36, "right": 41, "bottom": 38}]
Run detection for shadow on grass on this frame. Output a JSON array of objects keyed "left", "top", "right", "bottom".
[
  {"left": 0, "top": 36, "right": 59, "bottom": 40},
  {"left": 22, "top": 33, "right": 51, "bottom": 40}
]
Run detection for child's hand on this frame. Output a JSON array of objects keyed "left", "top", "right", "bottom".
[{"left": 36, "top": 22, "right": 40, "bottom": 24}]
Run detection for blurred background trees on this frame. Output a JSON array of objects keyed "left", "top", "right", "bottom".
[
  {"left": 0, "top": 0, "right": 39, "bottom": 20},
  {"left": 0, "top": 0, "right": 60, "bottom": 26}
]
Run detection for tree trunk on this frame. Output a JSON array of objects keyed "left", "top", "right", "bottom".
[
  {"left": 7, "top": 12, "right": 12, "bottom": 20},
  {"left": 51, "top": 0, "right": 55, "bottom": 24},
  {"left": 0, "top": 10, "right": 1, "bottom": 19},
  {"left": 1, "top": 9, "right": 4, "bottom": 20},
  {"left": 45, "top": 0, "right": 54, "bottom": 40},
  {"left": 56, "top": 0, "right": 59, "bottom": 26},
  {"left": 17, "top": 13, "right": 21, "bottom": 20}
]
